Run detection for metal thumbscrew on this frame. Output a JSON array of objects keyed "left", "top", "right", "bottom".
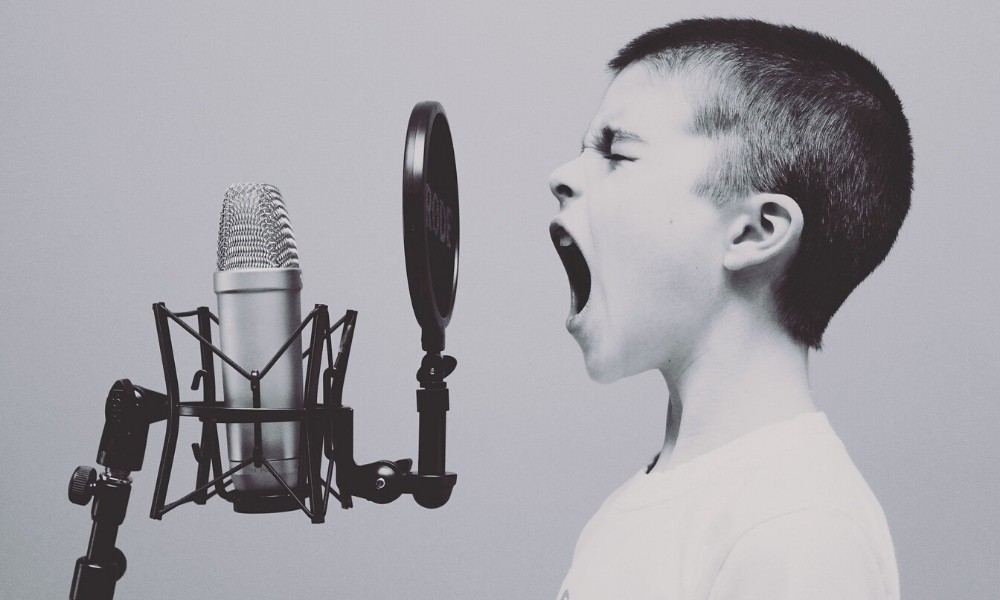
[{"left": 68, "top": 466, "right": 97, "bottom": 505}]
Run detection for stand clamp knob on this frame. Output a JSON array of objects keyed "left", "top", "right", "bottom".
[{"left": 69, "top": 466, "right": 97, "bottom": 506}]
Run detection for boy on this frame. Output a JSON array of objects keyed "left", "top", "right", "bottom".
[{"left": 548, "top": 18, "right": 911, "bottom": 599}]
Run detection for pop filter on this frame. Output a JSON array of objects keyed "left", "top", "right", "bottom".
[{"left": 403, "top": 101, "right": 459, "bottom": 353}]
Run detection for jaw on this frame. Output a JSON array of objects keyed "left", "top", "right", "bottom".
[
  {"left": 549, "top": 222, "right": 635, "bottom": 384},
  {"left": 550, "top": 221, "right": 620, "bottom": 383}
]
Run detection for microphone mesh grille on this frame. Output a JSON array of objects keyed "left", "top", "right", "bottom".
[{"left": 217, "top": 183, "right": 300, "bottom": 271}]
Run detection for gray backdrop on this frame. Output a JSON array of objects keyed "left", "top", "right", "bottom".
[{"left": 2, "top": 1, "right": 997, "bottom": 598}]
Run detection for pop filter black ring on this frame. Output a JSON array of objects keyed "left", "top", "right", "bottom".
[{"left": 403, "top": 101, "right": 460, "bottom": 353}]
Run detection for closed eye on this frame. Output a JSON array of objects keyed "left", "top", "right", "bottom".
[
  {"left": 602, "top": 152, "right": 635, "bottom": 163},
  {"left": 582, "top": 126, "right": 642, "bottom": 167}
]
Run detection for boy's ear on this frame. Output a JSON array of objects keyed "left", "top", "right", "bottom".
[{"left": 722, "top": 193, "right": 803, "bottom": 273}]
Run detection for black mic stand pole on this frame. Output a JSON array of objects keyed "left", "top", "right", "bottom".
[{"left": 68, "top": 379, "right": 168, "bottom": 600}]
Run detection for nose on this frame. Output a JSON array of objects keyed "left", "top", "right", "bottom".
[{"left": 548, "top": 156, "right": 583, "bottom": 207}]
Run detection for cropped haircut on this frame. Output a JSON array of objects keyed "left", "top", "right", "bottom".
[{"left": 609, "top": 18, "right": 913, "bottom": 348}]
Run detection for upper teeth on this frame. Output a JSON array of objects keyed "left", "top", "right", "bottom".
[{"left": 559, "top": 234, "right": 573, "bottom": 247}]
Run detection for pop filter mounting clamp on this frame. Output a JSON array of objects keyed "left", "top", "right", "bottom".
[{"left": 67, "top": 101, "right": 461, "bottom": 599}]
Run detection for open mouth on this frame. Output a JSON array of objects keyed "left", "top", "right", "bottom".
[{"left": 550, "top": 223, "right": 592, "bottom": 315}]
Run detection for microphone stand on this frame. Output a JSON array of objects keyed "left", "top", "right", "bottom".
[{"left": 68, "top": 380, "right": 168, "bottom": 600}]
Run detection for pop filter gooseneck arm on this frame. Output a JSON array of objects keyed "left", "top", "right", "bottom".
[{"left": 67, "top": 101, "right": 461, "bottom": 598}]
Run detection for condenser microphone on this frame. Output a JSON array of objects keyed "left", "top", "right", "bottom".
[{"left": 214, "top": 183, "right": 304, "bottom": 507}]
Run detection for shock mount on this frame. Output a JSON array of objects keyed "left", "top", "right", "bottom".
[{"left": 68, "top": 303, "right": 457, "bottom": 599}]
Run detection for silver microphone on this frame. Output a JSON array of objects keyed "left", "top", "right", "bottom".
[{"left": 214, "top": 183, "right": 303, "bottom": 495}]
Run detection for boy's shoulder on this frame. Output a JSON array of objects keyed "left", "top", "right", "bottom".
[
  {"left": 561, "top": 413, "right": 899, "bottom": 600},
  {"left": 601, "top": 412, "right": 882, "bottom": 518},
  {"left": 717, "top": 412, "right": 889, "bottom": 529},
  {"left": 703, "top": 414, "right": 900, "bottom": 598}
]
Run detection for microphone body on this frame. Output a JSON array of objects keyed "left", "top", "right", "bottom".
[
  {"left": 215, "top": 268, "right": 303, "bottom": 492},
  {"left": 214, "top": 183, "right": 303, "bottom": 495}
]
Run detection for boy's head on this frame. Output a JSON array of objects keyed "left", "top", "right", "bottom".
[{"left": 549, "top": 18, "right": 912, "bottom": 381}]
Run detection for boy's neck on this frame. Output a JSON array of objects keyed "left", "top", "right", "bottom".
[{"left": 650, "top": 306, "right": 815, "bottom": 474}]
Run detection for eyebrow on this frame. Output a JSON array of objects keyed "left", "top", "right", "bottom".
[{"left": 581, "top": 126, "right": 645, "bottom": 153}]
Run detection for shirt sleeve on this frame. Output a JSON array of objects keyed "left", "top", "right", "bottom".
[{"left": 706, "top": 508, "right": 894, "bottom": 600}]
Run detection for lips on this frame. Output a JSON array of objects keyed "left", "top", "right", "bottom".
[{"left": 550, "top": 223, "right": 592, "bottom": 315}]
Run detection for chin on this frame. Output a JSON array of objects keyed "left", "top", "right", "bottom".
[
  {"left": 581, "top": 348, "right": 629, "bottom": 384},
  {"left": 572, "top": 320, "right": 635, "bottom": 384},
  {"left": 580, "top": 334, "right": 664, "bottom": 384}
]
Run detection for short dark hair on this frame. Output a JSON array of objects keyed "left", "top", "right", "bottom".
[{"left": 610, "top": 18, "right": 913, "bottom": 348}]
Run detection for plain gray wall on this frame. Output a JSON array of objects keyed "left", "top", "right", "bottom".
[{"left": 2, "top": 1, "right": 997, "bottom": 598}]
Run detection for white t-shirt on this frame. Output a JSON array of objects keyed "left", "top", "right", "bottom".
[{"left": 556, "top": 412, "right": 899, "bottom": 600}]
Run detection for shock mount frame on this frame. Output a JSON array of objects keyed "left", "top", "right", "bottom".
[{"left": 68, "top": 301, "right": 457, "bottom": 599}]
